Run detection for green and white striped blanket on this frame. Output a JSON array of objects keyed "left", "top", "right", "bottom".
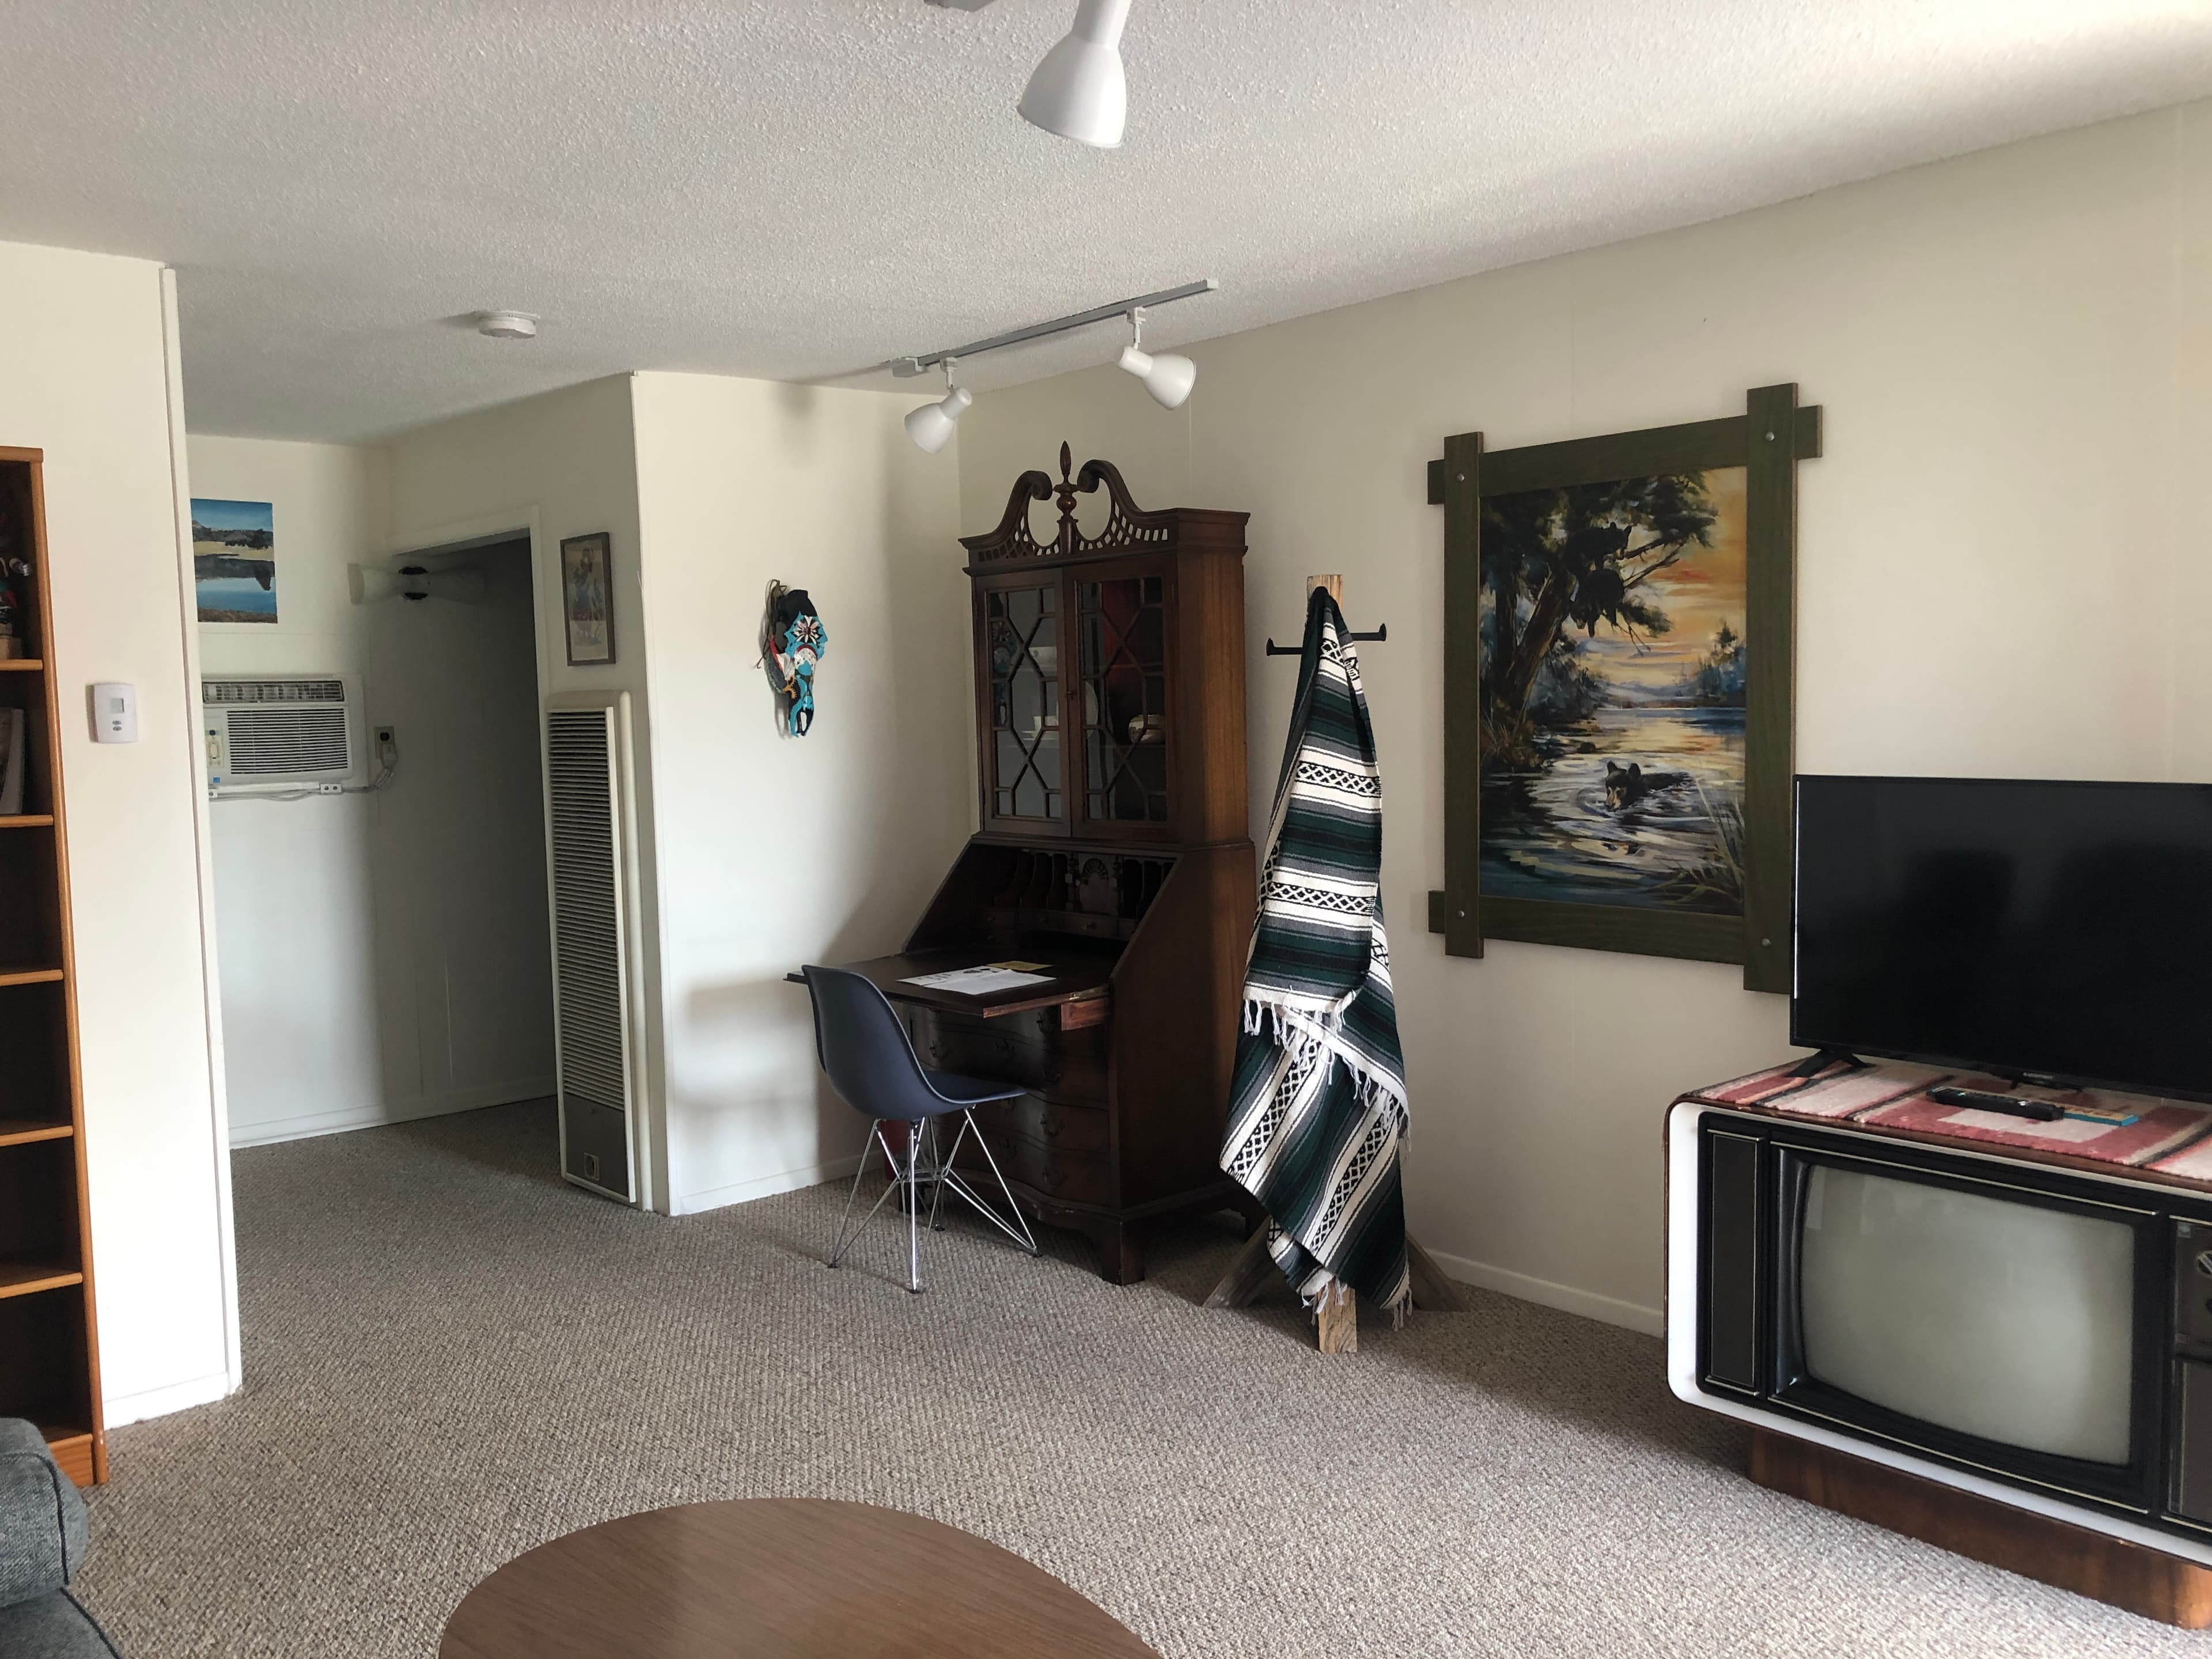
[{"left": 1221, "top": 586, "right": 1410, "bottom": 1315}]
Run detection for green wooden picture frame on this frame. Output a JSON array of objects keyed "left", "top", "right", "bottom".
[{"left": 1424, "top": 385, "right": 1821, "bottom": 993}]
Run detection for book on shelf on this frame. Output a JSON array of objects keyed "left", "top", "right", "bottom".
[{"left": 0, "top": 706, "right": 22, "bottom": 815}]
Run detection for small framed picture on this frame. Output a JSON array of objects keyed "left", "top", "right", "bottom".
[{"left": 560, "top": 532, "right": 616, "bottom": 666}]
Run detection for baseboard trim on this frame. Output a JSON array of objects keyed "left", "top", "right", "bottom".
[
  {"left": 674, "top": 1153, "right": 865, "bottom": 1217},
  {"left": 103, "top": 1367, "right": 234, "bottom": 1429},
  {"left": 229, "top": 1078, "right": 556, "bottom": 1149},
  {"left": 1422, "top": 1247, "right": 1664, "bottom": 1337}
]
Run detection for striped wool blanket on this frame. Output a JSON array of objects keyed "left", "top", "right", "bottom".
[{"left": 1221, "top": 587, "right": 1410, "bottom": 1314}]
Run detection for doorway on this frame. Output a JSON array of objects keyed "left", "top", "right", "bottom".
[{"left": 362, "top": 536, "right": 556, "bottom": 1148}]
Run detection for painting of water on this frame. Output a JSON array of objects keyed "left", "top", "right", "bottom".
[
  {"left": 1479, "top": 466, "right": 1748, "bottom": 915},
  {"left": 192, "top": 498, "right": 276, "bottom": 624}
]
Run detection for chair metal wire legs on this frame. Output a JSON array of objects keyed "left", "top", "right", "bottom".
[
  {"left": 828, "top": 1120, "right": 924, "bottom": 1291},
  {"left": 825, "top": 1112, "right": 1039, "bottom": 1293},
  {"left": 931, "top": 1111, "right": 1040, "bottom": 1259}
]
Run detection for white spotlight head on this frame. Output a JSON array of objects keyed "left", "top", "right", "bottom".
[
  {"left": 1119, "top": 345, "right": 1196, "bottom": 409},
  {"left": 1117, "top": 308, "right": 1195, "bottom": 408},
  {"left": 905, "top": 363, "right": 972, "bottom": 454},
  {"left": 476, "top": 310, "right": 538, "bottom": 340},
  {"left": 1019, "top": 0, "right": 1130, "bottom": 150}
]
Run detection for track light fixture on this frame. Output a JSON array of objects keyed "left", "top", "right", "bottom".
[
  {"left": 904, "top": 359, "right": 973, "bottom": 454},
  {"left": 892, "top": 281, "right": 1214, "bottom": 456},
  {"left": 1116, "top": 307, "right": 1195, "bottom": 409},
  {"left": 1018, "top": 0, "right": 1131, "bottom": 150}
]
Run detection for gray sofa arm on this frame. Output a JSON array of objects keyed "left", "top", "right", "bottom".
[{"left": 0, "top": 1418, "right": 88, "bottom": 1608}]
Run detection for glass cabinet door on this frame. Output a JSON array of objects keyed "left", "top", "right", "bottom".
[
  {"left": 983, "top": 579, "right": 1065, "bottom": 827},
  {"left": 1076, "top": 570, "right": 1171, "bottom": 831}
]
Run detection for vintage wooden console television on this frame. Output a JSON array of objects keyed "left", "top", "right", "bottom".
[
  {"left": 819, "top": 449, "right": 1257, "bottom": 1283},
  {"left": 1669, "top": 1064, "right": 2212, "bottom": 1626}
]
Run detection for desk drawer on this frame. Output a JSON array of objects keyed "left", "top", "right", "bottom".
[
  {"left": 915, "top": 1010, "right": 1108, "bottom": 1104},
  {"left": 971, "top": 1096, "right": 1111, "bottom": 1157},
  {"left": 959, "top": 1129, "right": 1117, "bottom": 1209}
]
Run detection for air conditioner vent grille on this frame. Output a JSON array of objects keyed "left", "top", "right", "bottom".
[
  {"left": 225, "top": 707, "right": 350, "bottom": 777},
  {"left": 204, "top": 678, "right": 346, "bottom": 706}
]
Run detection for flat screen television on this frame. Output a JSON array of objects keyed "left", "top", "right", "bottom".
[{"left": 1792, "top": 774, "right": 2212, "bottom": 1103}]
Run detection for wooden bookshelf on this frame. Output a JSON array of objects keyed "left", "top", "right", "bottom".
[{"left": 0, "top": 446, "right": 105, "bottom": 1486}]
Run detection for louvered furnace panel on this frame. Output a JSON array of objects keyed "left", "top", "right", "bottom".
[{"left": 545, "top": 700, "right": 639, "bottom": 1202}]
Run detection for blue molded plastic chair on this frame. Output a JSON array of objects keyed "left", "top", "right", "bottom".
[{"left": 801, "top": 965, "right": 1040, "bottom": 1293}]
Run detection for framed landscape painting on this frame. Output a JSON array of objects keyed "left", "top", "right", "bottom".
[
  {"left": 192, "top": 498, "right": 277, "bottom": 624},
  {"left": 1427, "top": 385, "right": 1821, "bottom": 993}
]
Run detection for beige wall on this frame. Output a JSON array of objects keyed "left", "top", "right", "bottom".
[
  {"left": 629, "top": 372, "right": 969, "bottom": 1212},
  {"left": 188, "top": 437, "right": 388, "bottom": 1143},
  {"left": 0, "top": 240, "right": 236, "bottom": 1421},
  {"left": 957, "top": 103, "right": 2212, "bottom": 1330},
  {"left": 189, "top": 437, "right": 555, "bottom": 1146},
  {"left": 228, "top": 372, "right": 972, "bottom": 1221}
]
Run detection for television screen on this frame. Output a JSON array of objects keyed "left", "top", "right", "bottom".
[
  {"left": 1798, "top": 1164, "right": 2134, "bottom": 1464},
  {"left": 1793, "top": 776, "right": 2212, "bottom": 1100}
]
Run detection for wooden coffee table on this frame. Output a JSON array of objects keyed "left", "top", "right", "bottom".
[{"left": 438, "top": 1498, "right": 1162, "bottom": 1658}]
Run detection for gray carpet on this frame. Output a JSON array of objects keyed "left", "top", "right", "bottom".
[{"left": 69, "top": 1100, "right": 2196, "bottom": 1657}]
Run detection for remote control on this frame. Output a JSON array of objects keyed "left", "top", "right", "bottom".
[{"left": 1927, "top": 1085, "right": 2063, "bottom": 1122}]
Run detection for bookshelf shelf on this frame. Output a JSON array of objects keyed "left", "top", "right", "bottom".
[
  {"left": 0, "top": 1263, "right": 84, "bottom": 1302},
  {"left": 0, "top": 446, "right": 104, "bottom": 1484},
  {"left": 0, "top": 1120, "right": 72, "bottom": 1148}
]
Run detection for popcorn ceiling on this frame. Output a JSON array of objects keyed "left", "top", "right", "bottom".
[{"left": 2, "top": 0, "right": 2205, "bottom": 442}]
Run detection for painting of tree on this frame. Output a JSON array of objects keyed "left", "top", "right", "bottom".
[
  {"left": 1434, "top": 382, "right": 1817, "bottom": 990},
  {"left": 1480, "top": 473, "right": 1717, "bottom": 766},
  {"left": 1476, "top": 466, "right": 1751, "bottom": 916}
]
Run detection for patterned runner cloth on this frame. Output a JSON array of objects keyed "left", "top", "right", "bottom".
[{"left": 1221, "top": 587, "right": 1411, "bottom": 1313}]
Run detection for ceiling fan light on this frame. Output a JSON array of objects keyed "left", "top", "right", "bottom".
[
  {"left": 1018, "top": 0, "right": 1130, "bottom": 149},
  {"left": 1118, "top": 344, "right": 1196, "bottom": 409},
  {"left": 905, "top": 384, "right": 974, "bottom": 453}
]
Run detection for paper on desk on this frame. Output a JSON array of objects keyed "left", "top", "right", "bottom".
[{"left": 902, "top": 966, "right": 1054, "bottom": 995}]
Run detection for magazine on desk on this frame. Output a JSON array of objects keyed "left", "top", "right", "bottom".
[{"left": 901, "top": 963, "right": 1054, "bottom": 995}]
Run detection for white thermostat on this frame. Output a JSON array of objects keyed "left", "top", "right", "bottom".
[{"left": 90, "top": 683, "right": 138, "bottom": 744}]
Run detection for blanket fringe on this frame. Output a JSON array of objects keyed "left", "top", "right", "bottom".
[{"left": 1241, "top": 996, "right": 1410, "bottom": 1137}]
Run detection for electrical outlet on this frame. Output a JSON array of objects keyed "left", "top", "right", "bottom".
[{"left": 373, "top": 724, "right": 396, "bottom": 748}]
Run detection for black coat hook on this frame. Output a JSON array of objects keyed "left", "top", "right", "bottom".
[{"left": 1265, "top": 622, "right": 1388, "bottom": 657}]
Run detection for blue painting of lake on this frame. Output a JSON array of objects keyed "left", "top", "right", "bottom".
[
  {"left": 1482, "top": 706, "right": 1745, "bottom": 914},
  {"left": 192, "top": 498, "right": 276, "bottom": 624}
]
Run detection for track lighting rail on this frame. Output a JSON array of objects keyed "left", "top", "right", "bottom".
[{"left": 893, "top": 279, "right": 1216, "bottom": 375}]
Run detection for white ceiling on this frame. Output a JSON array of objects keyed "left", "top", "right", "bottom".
[{"left": 4, "top": 2, "right": 2208, "bottom": 443}]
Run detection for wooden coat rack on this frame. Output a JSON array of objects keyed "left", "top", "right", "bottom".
[{"left": 1208, "top": 575, "right": 1465, "bottom": 1352}]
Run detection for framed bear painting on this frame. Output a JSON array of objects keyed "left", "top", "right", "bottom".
[{"left": 1426, "top": 385, "right": 1820, "bottom": 993}]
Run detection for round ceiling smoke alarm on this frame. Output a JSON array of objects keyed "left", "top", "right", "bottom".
[{"left": 476, "top": 310, "right": 539, "bottom": 340}]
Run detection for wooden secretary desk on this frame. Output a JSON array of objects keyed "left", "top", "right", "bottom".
[{"left": 851, "top": 448, "right": 1257, "bottom": 1283}]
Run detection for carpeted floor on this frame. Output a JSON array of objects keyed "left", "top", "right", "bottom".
[{"left": 69, "top": 1100, "right": 2195, "bottom": 1657}]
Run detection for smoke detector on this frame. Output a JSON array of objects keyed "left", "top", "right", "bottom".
[{"left": 476, "top": 310, "right": 538, "bottom": 340}]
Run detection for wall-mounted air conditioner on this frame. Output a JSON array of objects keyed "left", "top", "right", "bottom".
[{"left": 203, "top": 673, "right": 365, "bottom": 793}]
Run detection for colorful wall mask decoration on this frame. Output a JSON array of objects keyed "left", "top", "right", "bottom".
[{"left": 760, "top": 581, "right": 828, "bottom": 737}]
